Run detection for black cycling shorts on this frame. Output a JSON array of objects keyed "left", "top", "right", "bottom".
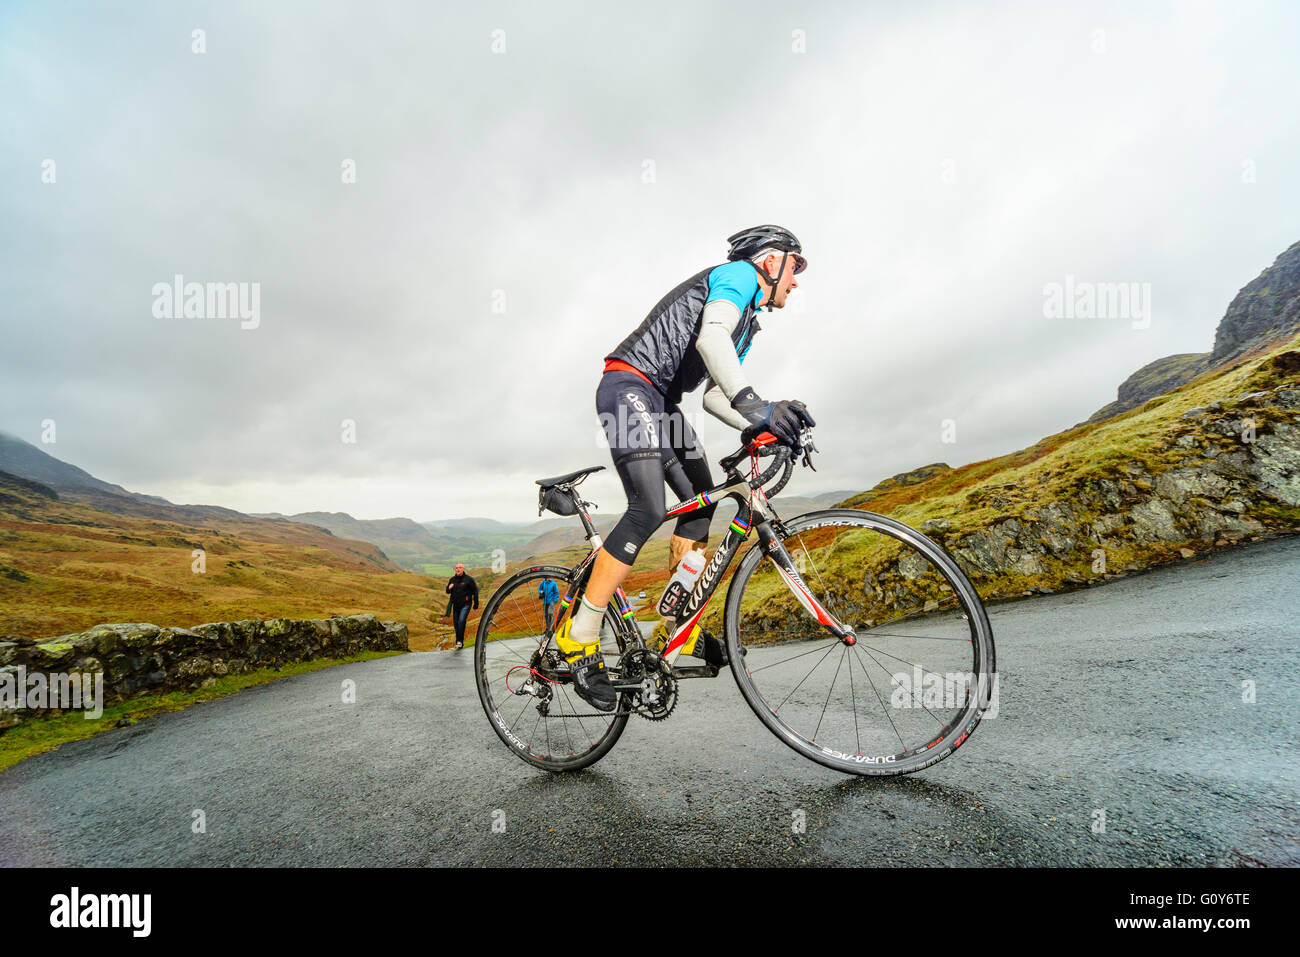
[{"left": 596, "top": 371, "right": 717, "bottom": 561}]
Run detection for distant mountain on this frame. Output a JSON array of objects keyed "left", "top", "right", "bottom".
[
  {"left": 280, "top": 512, "right": 443, "bottom": 570},
  {"left": 0, "top": 431, "right": 164, "bottom": 502},
  {"left": 1088, "top": 240, "right": 1300, "bottom": 422},
  {"left": 0, "top": 433, "right": 402, "bottom": 570},
  {"left": 0, "top": 467, "right": 432, "bottom": 645},
  {"left": 1212, "top": 240, "right": 1300, "bottom": 363},
  {"left": 847, "top": 465, "right": 953, "bottom": 501},
  {"left": 0, "top": 430, "right": 262, "bottom": 524},
  {"left": 0, "top": 469, "right": 58, "bottom": 508},
  {"left": 1087, "top": 353, "right": 1211, "bottom": 423},
  {"left": 422, "top": 517, "right": 527, "bottom": 533}
]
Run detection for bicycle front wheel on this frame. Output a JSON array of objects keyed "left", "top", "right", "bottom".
[
  {"left": 474, "top": 564, "right": 632, "bottom": 772},
  {"left": 724, "top": 509, "right": 996, "bottom": 776}
]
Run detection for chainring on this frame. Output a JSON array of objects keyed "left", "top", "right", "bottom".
[{"left": 620, "top": 648, "right": 677, "bottom": 721}]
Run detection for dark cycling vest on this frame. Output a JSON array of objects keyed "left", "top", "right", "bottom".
[{"left": 604, "top": 264, "right": 761, "bottom": 406}]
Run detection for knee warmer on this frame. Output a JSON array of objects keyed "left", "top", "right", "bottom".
[{"left": 603, "top": 452, "right": 667, "bottom": 562}]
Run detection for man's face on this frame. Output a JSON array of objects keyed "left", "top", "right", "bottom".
[
  {"left": 455, "top": 564, "right": 465, "bottom": 576},
  {"left": 761, "top": 253, "right": 802, "bottom": 308}
]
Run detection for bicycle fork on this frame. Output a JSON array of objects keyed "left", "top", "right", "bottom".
[{"left": 754, "top": 522, "right": 857, "bottom": 644}]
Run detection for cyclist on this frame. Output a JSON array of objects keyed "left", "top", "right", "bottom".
[{"left": 556, "top": 225, "right": 815, "bottom": 711}]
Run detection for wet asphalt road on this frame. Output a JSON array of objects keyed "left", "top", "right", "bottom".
[{"left": 2, "top": 536, "right": 1297, "bottom": 867}]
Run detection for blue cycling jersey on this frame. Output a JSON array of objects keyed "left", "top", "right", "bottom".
[{"left": 704, "top": 261, "right": 763, "bottom": 314}]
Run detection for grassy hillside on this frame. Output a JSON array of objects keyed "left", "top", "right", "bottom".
[{"left": 0, "top": 476, "right": 454, "bottom": 650}]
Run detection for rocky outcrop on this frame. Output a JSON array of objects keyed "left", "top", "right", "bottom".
[
  {"left": 933, "top": 384, "right": 1296, "bottom": 597},
  {"left": 1212, "top": 240, "right": 1300, "bottom": 363},
  {"left": 0, "top": 614, "right": 409, "bottom": 731},
  {"left": 845, "top": 464, "right": 953, "bottom": 506},
  {"left": 1089, "top": 240, "right": 1300, "bottom": 424},
  {"left": 1086, "top": 353, "right": 1210, "bottom": 423}
]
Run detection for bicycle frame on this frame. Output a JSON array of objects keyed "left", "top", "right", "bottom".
[{"left": 554, "top": 454, "right": 855, "bottom": 671}]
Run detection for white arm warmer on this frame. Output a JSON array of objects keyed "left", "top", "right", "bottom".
[{"left": 694, "top": 299, "right": 751, "bottom": 401}]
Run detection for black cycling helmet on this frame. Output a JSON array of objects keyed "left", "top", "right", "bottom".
[
  {"left": 726, "top": 225, "right": 806, "bottom": 312},
  {"left": 726, "top": 225, "right": 807, "bottom": 274}
]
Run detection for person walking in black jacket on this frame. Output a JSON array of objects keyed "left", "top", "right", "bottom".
[{"left": 446, "top": 563, "right": 479, "bottom": 649}]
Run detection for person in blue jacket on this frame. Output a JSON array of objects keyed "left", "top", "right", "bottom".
[{"left": 537, "top": 577, "right": 559, "bottom": 632}]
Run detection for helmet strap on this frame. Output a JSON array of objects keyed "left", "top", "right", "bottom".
[{"left": 746, "top": 252, "right": 788, "bottom": 312}]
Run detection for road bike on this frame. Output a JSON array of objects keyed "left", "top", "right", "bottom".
[{"left": 472, "top": 427, "right": 996, "bottom": 776}]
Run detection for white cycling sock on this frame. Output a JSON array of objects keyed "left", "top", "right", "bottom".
[{"left": 567, "top": 596, "right": 604, "bottom": 649}]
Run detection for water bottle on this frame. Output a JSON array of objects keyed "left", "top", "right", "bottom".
[{"left": 657, "top": 549, "right": 706, "bottom": 618}]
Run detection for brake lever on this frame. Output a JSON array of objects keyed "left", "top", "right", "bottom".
[{"left": 798, "top": 429, "right": 818, "bottom": 470}]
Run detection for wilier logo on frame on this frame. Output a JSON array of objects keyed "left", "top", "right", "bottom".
[{"left": 152, "top": 274, "right": 260, "bottom": 329}]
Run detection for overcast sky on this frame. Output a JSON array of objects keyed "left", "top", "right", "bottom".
[{"left": 2, "top": 0, "right": 1298, "bottom": 524}]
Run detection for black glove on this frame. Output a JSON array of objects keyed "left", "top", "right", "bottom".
[{"left": 731, "top": 388, "right": 815, "bottom": 446}]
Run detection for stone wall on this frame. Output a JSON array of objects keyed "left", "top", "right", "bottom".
[{"left": 0, "top": 614, "right": 408, "bottom": 731}]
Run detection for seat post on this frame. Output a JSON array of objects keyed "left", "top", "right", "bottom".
[{"left": 577, "top": 499, "right": 599, "bottom": 545}]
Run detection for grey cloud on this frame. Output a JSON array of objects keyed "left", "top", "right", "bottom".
[{"left": 2, "top": 0, "right": 1298, "bottom": 522}]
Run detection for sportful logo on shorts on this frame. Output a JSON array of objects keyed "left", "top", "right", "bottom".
[{"left": 623, "top": 542, "right": 637, "bottom": 555}]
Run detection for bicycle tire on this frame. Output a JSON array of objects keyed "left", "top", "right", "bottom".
[
  {"left": 723, "top": 508, "right": 996, "bottom": 776},
  {"left": 474, "top": 564, "right": 632, "bottom": 772}
]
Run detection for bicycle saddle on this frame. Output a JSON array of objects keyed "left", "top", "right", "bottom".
[{"left": 535, "top": 465, "right": 605, "bottom": 489}]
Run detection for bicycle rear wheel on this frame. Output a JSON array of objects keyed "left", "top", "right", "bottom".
[
  {"left": 474, "top": 564, "right": 632, "bottom": 772},
  {"left": 723, "top": 509, "right": 996, "bottom": 776}
]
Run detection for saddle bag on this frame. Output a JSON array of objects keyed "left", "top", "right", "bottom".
[{"left": 538, "top": 485, "right": 578, "bottom": 516}]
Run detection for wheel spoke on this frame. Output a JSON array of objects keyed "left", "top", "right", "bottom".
[
  {"left": 848, "top": 647, "right": 861, "bottom": 757},
  {"left": 747, "top": 638, "right": 842, "bottom": 674},
  {"left": 847, "top": 641, "right": 907, "bottom": 750},
  {"left": 773, "top": 641, "right": 840, "bottom": 713},
  {"left": 854, "top": 641, "right": 973, "bottom": 688},
  {"left": 812, "top": 646, "right": 848, "bottom": 743},
  {"left": 860, "top": 631, "right": 970, "bottom": 642}
]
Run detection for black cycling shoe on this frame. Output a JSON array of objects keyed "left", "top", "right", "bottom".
[{"left": 569, "top": 652, "right": 618, "bottom": 713}]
